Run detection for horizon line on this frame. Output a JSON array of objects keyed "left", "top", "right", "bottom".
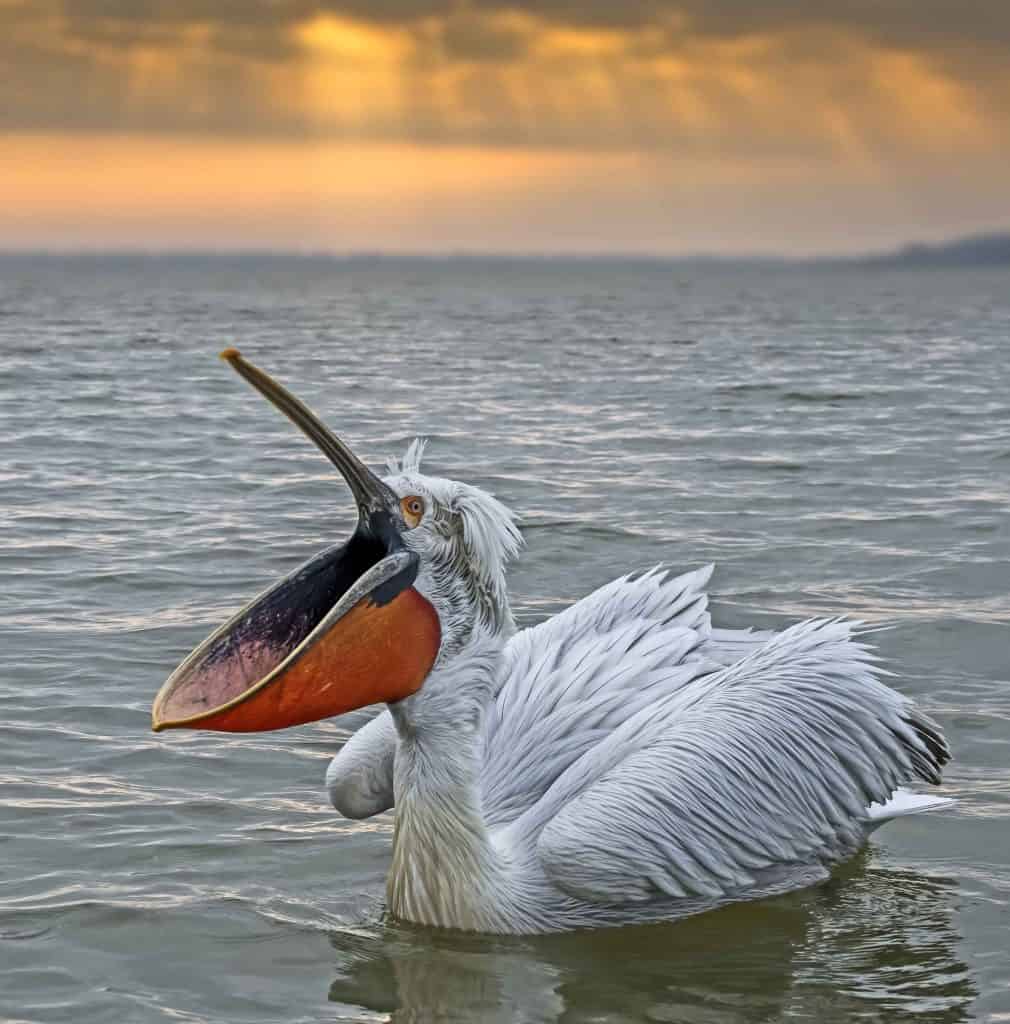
[{"left": 2, "top": 234, "right": 1009, "bottom": 267}]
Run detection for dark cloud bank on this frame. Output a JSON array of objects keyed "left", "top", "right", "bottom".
[{"left": 2, "top": 0, "right": 1008, "bottom": 141}]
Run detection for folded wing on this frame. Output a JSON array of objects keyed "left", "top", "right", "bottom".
[
  {"left": 481, "top": 566, "right": 721, "bottom": 825},
  {"left": 328, "top": 565, "right": 729, "bottom": 818},
  {"left": 535, "top": 619, "right": 950, "bottom": 904}
]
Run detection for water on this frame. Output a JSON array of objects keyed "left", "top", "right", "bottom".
[{"left": 2, "top": 255, "right": 1008, "bottom": 1022}]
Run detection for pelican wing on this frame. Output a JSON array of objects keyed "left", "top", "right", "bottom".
[
  {"left": 481, "top": 566, "right": 732, "bottom": 825},
  {"left": 326, "top": 709, "right": 397, "bottom": 818},
  {"left": 328, "top": 565, "right": 739, "bottom": 820},
  {"left": 534, "top": 619, "right": 949, "bottom": 904}
]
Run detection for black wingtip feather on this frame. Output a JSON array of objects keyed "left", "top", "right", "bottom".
[
  {"left": 894, "top": 715, "right": 950, "bottom": 785},
  {"left": 913, "top": 719, "right": 951, "bottom": 767}
]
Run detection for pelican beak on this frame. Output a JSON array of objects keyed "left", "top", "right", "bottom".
[{"left": 151, "top": 350, "right": 441, "bottom": 733}]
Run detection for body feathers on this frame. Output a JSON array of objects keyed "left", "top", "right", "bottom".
[{"left": 328, "top": 564, "right": 950, "bottom": 933}]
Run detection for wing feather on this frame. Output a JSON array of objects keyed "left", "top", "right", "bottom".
[
  {"left": 326, "top": 565, "right": 731, "bottom": 820},
  {"left": 536, "top": 619, "right": 949, "bottom": 905},
  {"left": 325, "top": 710, "right": 397, "bottom": 818},
  {"left": 481, "top": 566, "right": 719, "bottom": 825}
]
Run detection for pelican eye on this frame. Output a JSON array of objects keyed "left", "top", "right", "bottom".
[{"left": 400, "top": 495, "right": 425, "bottom": 529}]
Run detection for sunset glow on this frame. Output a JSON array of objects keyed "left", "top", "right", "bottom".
[{"left": 2, "top": 1, "right": 1007, "bottom": 253}]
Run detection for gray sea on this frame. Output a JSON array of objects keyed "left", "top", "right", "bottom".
[{"left": 1, "top": 255, "right": 1008, "bottom": 1022}]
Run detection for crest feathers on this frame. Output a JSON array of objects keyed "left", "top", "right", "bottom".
[{"left": 386, "top": 437, "right": 428, "bottom": 475}]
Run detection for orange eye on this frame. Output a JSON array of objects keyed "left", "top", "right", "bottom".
[{"left": 400, "top": 495, "right": 425, "bottom": 528}]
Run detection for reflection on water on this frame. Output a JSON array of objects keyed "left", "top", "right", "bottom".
[{"left": 327, "top": 856, "right": 973, "bottom": 1023}]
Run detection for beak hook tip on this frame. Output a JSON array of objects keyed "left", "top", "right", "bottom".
[{"left": 220, "top": 347, "right": 242, "bottom": 363}]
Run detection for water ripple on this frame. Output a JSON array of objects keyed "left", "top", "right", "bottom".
[{"left": 1, "top": 258, "right": 1007, "bottom": 1023}]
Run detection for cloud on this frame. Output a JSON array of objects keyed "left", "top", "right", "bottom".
[
  {"left": 438, "top": 12, "right": 532, "bottom": 63},
  {"left": 2, "top": 1, "right": 1006, "bottom": 251},
  {"left": 44, "top": 0, "right": 1010, "bottom": 50},
  {"left": 0, "top": 0, "right": 1007, "bottom": 168}
]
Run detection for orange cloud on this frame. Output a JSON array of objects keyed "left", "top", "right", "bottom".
[
  {"left": 1, "top": 2, "right": 1007, "bottom": 251},
  {"left": 3, "top": 4, "right": 1007, "bottom": 162}
]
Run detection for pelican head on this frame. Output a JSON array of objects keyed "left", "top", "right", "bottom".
[{"left": 151, "top": 352, "right": 520, "bottom": 734}]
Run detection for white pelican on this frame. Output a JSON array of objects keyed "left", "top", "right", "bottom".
[{"left": 152, "top": 351, "right": 952, "bottom": 934}]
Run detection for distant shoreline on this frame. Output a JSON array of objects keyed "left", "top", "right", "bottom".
[{"left": 1, "top": 231, "right": 1008, "bottom": 267}]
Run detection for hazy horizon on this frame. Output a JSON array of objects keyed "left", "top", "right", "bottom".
[{"left": 3, "top": 231, "right": 1009, "bottom": 262}]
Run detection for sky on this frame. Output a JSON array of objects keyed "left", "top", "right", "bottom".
[{"left": 2, "top": 0, "right": 1009, "bottom": 254}]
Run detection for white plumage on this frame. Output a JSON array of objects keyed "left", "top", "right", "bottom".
[{"left": 325, "top": 446, "right": 952, "bottom": 934}]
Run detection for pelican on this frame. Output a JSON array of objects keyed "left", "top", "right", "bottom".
[{"left": 152, "top": 351, "right": 952, "bottom": 934}]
